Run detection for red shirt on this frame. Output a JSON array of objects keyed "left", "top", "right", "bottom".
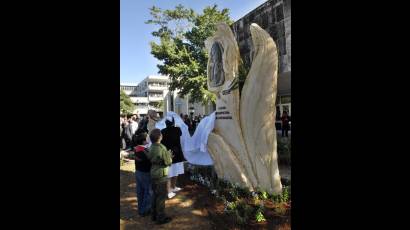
[
  {"left": 281, "top": 115, "right": 289, "bottom": 126},
  {"left": 134, "top": 145, "right": 151, "bottom": 172}
]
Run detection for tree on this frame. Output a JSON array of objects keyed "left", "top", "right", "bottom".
[
  {"left": 146, "top": 4, "right": 233, "bottom": 104},
  {"left": 120, "top": 90, "right": 135, "bottom": 115},
  {"left": 150, "top": 100, "right": 164, "bottom": 111}
]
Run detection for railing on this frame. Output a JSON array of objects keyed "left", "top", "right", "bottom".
[{"left": 148, "top": 95, "right": 163, "bottom": 98}]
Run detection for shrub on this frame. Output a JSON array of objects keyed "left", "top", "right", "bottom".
[
  {"left": 255, "top": 207, "right": 266, "bottom": 222},
  {"left": 236, "top": 184, "right": 252, "bottom": 198},
  {"left": 271, "top": 186, "right": 291, "bottom": 204},
  {"left": 225, "top": 200, "right": 253, "bottom": 225}
]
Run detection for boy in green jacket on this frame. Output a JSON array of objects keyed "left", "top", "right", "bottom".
[{"left": 147, "top": 128, "right": 173, "bottom": 224}]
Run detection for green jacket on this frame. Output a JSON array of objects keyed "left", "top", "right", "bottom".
[{"left": 147, "top": 143, "right": 172, "bottom": 180}]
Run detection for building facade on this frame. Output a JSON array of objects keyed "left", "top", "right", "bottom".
[
  {"left": 232, "top": 0, "right": 291, "bottom": 119},
  {"left": 163, "top": 91, "right": 215, "bottom": 118},
  {"left": 135, "top": 75, "right": 169, "bottom": 116},
  {"left": 120, "top": 83, "right": 146, "bottom": 115},
  {"left": 121, "top": 75, "right": 171, "bottom": 116}
]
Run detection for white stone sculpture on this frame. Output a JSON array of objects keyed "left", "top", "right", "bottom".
[
  {"left": 205, "top": 23, "right": 282, "bottom": 194},
  {"left": 147, "top": 110, "right": 160, "bottom": 132}
]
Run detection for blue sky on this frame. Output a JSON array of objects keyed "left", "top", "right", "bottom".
[{"left": 120, "top": 0, "right": 267, "bottom": 83}]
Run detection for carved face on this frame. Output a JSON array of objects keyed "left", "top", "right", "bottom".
[{"left": 208, "top": 42, "right": 225, "bottom": 88}]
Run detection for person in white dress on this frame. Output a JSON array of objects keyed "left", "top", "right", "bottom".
[{"left": 160, "top": 118, "right": 185, "bottom": 199}]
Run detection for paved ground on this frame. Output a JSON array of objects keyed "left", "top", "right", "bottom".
[{"left": 120, "top": 161, "right": 213, "bottom": 230}]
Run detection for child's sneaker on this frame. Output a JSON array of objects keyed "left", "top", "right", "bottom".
[
  {"left": 172, "top": 187, "right": 182, "bottom": 192},
  {"left": 168, "top": 192, "right": 176, "bottom": 199}
]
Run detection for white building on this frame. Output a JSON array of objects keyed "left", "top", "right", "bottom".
[
  {"left": 121, "top": 75, "right": 170, "bottom": 116},
  {"left": 134, "top": 75, "right": 169, "bottom": 116},
  {"left": 122, "top": 75, "right": 216, "bottom": 118},
  {"left": 163, "top": 90, "right": 215, "bottom": 118},
  {"left": 120, "top": 83, "right": 139, "bottom": 97},
  {"left": 130, "top": 96, "right": 149, "bottom": 115},
  {"left": 120, "top": 83, "right": 149, "bottom": 115}
]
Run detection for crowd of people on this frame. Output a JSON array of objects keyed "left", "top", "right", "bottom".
[
  {"left": 120, "top": 110, "right": 288, "bottom": 225},
  {"left": 120, "top": 113, "right": 204, "bottom": 150},
  {"left": 120, "top": 114, "right": 149, "bottom": 150},
  {"left": 180, "top": 113, "right": 203, "bottom": 135},
  {"left": 120, "top": 113, "right": 191, "bottom": 225}
]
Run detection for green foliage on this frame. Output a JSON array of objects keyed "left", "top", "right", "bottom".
[
  {"left": 189, "top": 169, "right": 291, "bottom": 225},
  {"left": 187, "top": 165, "right": 292, "bottom": 226},
  {"left": 226, "top": 201, "right": 237, "bottom": 211},
  {"left": 255, "top": 187, "right": 270, "bottom": 200},
  {"left": 255, "top": 204, "right": 266, "bottom": 223},
  {"left": 225, "top": 200, "right": 253, "bottom": 225},
  {"left": 236, "top": 185, "right": 252, "bottom": 198},
  {"left": 271, "top": 186, "right": 291, "bottom": 204},
  {"left": 260, "top": 191, "right": 269, "bottom": 200},
  {"left": 147, "top": 4, "right": 233, "bottom": 104},
  {"left": 120, "top": 90, "right": 135, "bottom": 115},
  {"left": 150, "top": 100, "right": 164, "bottom": 110},
  {"left": 282, "top": 186, "right": 290, "bottom": 202},
  {"left": 157, "top": 100, "right": 164, "bottom": 109},
  {"left": 255, "top": 211, "right": 266, "bottom": 222}
]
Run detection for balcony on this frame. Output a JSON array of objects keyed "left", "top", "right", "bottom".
[
  {"left": 148, "top": 96, "right": 164, "bottom": 101},
  {"left": 148, "top": 85, "right": 167, "bottom": 91}
]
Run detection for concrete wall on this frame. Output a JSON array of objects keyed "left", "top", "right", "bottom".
[
  {"left": 232, "top": 0, "right": 290, "bottom": 117},
  {"left": 232, "top": 0, "right": 291, "bottom": 74}
]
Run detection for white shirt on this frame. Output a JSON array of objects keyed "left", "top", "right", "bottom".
[{"left": 130, "top": 121, "right": 139, "bottom": 135}]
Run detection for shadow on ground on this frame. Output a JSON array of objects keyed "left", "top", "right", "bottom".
[
  {"left": 120, "top": 163, "right": 213, "bottom": 230},
  {"left": 120, "top": 159, "right": 290, "bottom": 230}
]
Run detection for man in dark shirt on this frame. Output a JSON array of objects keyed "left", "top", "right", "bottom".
[
  {"left": 281, "top": 111, "right": 290, "bottom": 137},
  {"left": 133, "top": 132, "right": 152, "bottom": 217}
]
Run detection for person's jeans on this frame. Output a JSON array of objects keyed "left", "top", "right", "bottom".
[
  {"left": 282, "top": 126, "right": 289, "bottom": 137},
  {"left": 135, "top": 171, "right": 152, "bottom": 215}
]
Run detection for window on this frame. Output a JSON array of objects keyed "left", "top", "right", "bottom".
[
  {"left": 276, "top": 106, "right": 281, "bottom": 120},
  {"left": 280, "top": 96, "right": 291, "bottom": 104}
]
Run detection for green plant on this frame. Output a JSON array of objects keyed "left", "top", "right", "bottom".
[
  {"left": 260, "top": 191, "right": 269, "bottom": 200},
  {"left": 120, "top": 90, "right": 135, "bottom": 115},
  {"left": 226, "top": 201, "right": 237, "bottom": 211},
  {"left": 255, "top": 210, "right": 266, "bottom": 222},
  {"left": 228, "top": 186, "right": 240, "bottom": 201},
  {"left": 217, "top": 194, "right": 226, "bottom": 203},
  {"left": 236, "top": 185, "right": 251, "bottom": 198},
  {"left": 271, "top": 186, "right": 291, "bottom": 204},
  {"left": 255, "top": 187, "right": 269, "bottom": 200},
  {"left": 282, "top": 186, "right": 290, "bottom": 203},
  {"left": 233, "top": 200, "right": 253, "bottom": 225}
]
